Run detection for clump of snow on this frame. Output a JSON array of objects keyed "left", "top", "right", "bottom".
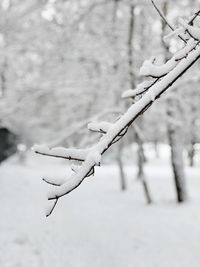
[
  {"left": 140, "top": 56, "right": 177, "bottom": 77},
  {"left": 140, "top": 37, "right": 198, "bottom": 78},
  {"left": 121, "top": 89, "right": 136, "bottom": 98},
  {"left": 122, "top": 80, "right": 154, "bottom": 99}
]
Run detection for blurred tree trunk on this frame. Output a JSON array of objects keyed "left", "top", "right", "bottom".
[
  {"left": 127, "top": 4, "right": 151, "bottom": 203},
  {"left": 162, "top": 1, "right": 187, "bottom": 202},
  {"left": 128, "top": 4, "right": 135, "bottom": 90},
  {"left": 167, "top": 99, "right": 187, "bottom": 202},
  {"left": 116, "top": 140, "right": 126, "bottom": 191},
  {"left": 188, "top": 107, "right": 196, "bottom": 167},
  {"left": 112, "top": 0, "right": 127, "bottom": 191},
  {"left": 135, "top": 131, "right": 152, "bottom": 204},
  {"left": 0, "top": 60, "right": 7, "bottom": 97},
  {"left": 188, "top": 142, "right": 195, "bottom": 167},
  {"left": 154, "top": 141, "right": 159, "bottom": 158}
]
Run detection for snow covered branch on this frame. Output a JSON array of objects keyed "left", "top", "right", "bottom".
[
  {"left": 34, "top": 15, "right": 200, "bottom": 217},
  {"left": 33, "top": 145, "right": 91, "bottom": 162},
  {"left": 88, "top": 121, "right": 113, "bottom": 134},
  {"left": 140, "top": 39, "right": 197, "bottom": 78}
]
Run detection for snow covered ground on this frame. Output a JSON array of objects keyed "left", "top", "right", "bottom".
[{"left": 0, "top": 151, "right": 200, "bottom": 267}]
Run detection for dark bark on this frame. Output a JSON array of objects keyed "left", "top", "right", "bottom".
[{"left": 0, "top": 128, "right": 17, "bottom": 163}]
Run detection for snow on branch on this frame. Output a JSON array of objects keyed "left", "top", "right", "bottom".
[
  {"left": 179, "top": 19, "right": 200, "bottom": 41},
  {"left": 34, "top": 15, "right": 200, "bottom": 217},
  {"left": 140, "top": 39, "right": 196, "bottom": 78},
  {"left": 122, "top": 80, "right": 156, "bottom": 99},
  {"left": 33, "top": 145, "right": 91, "bottom": 162},
  {"left": 43, "top": 176, "right": 67, "bottom": 187},
  {"left": 88, "top": 121, "right": 113, "bottom": 133}
]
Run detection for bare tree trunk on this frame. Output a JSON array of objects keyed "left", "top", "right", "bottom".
[
  {"left": 0, "top": 58, "right": 7, "bottom": 97},
  {"left": 135, "top": 132, "right": 152, "bottom": 204},
  {"left": 188, "top": 109, "right": 196, "bottom": 167},
  {"left": 137, "top": 139, "right": 144, "bottom": 178},
  {"left": 162, "top": 1, "right": 187, "bottom": 202},
  {"left": 111, "top": 0, "right": 126, "bottom": 191},
  {"left": 127, "top": 3, "right": 152, "bottom": 203},
  {"left": 154, "top": 141, "right": 159, "bottom": 158},
  {"left": 140, "top": 175, "right": 152, "bottom": 204},
  {"left": 167, "top": 100, "right": 187, "bottom": 202},
  {"left": 188, "top": 142, "right": 195, "bottom": 167},
  {"left": 127, "top": 4, "right": 135, "bottom": 89},
  {"left": 116, "top": 140, "right": 126, "bottom": 191}
]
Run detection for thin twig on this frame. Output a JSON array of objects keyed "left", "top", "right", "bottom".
[
  {"left": 43, "top": 178, "right": 62, "bottom": 187},
  {"left": 151, "top": 0, "right": 186, "bottom": 43},
  {"left": 46, "top": 198, "right": 58, "bottom": 217},
  {"left": 35, "top": 150, "right": 84, "bottom": 162},
  {"left": 151, "top": 0, "right": 174, "bottom": 31},
  {"left": 189, "top": 10, "right": 200, "bottom": 25}
]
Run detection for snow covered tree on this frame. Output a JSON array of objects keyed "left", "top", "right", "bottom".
[{"left": 34, "top": 7, "right": 200, "bottom": 216}]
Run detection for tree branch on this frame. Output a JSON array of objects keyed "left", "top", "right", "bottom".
[
  {"left": 47, "top": 41, "right": 200, "bottom": 203},
  {"left": 35, "top": 16, "right": 200, "bottom": 217}
]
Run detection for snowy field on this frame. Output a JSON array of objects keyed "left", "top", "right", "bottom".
[{"left": 0, "top": 150, "right": 200, "bottom": 267}]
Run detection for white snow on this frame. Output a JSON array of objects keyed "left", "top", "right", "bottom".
[{"left": 1, "top": 153, "right": 200, "bottom": 267}]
